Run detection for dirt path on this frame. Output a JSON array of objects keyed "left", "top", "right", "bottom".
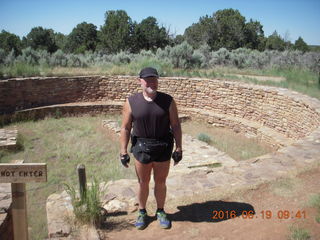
[{"left": 99, "top": 166, "right": 320, "bottom": 240}]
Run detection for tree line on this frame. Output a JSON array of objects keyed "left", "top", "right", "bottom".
[{"left": 0, "top": 9, "right": 314, "bottom": 57}]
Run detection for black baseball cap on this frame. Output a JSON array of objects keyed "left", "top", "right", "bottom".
[{"left": 139, "top": 67, "right": 159, "bottom": 78}]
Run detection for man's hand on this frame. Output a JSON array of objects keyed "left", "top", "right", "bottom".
[
  {"left": 120, "top": 153, "right": 130, "bottom": 168},
  {"left": 172, "top": 150, "right": 182, "bottom": 166}
]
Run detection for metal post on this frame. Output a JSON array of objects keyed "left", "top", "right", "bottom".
[
  {"left": 77, "top": 164, "right": 87, "bottom": 200},
  {"left": 11, "top": 183, "right": 28, "bottom": 240}
]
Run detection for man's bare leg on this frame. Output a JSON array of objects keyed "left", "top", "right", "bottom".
[
  {"left": 134, "top": 159, "right": 153, "bottom": 209},
  {"left": 153, "top": 160, "right": 170, "bottom": 209}
]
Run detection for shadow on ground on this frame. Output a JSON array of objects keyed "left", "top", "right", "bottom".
[
  {"left": 100, "top": 201, "right": 255, "bottom": 232},
  {"left": 101, "top": 211, "right": 135, "bottom": 231},
  {"left": 170, "top": 200, "right": 255, "bottom": 223}
]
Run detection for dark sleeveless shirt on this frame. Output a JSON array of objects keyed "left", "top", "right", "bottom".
[{"left": 129, "top": 91, "right": 173, "bottom": 139}]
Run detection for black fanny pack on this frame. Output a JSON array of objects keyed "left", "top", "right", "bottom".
[
  {"left": 136, "top": 139, "right": 168, "bottom": 154},
  {"left": 131, "top": 133, "right": 173, "bottom": 154}
]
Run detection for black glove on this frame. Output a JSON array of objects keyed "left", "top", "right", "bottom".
[
  {"left": 172, "top": 151, "right": 182, "bottom": 163},
  {"left": 120, "top": 153, "right": 130, "bottom": 167}
]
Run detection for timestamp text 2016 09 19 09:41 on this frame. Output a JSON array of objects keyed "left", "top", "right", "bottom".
[{"left": 212, "top": 210, "right": 307, "bottom": 220}]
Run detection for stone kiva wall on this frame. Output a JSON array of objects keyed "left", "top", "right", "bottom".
[
  {"left": 1, "top": 75, "right": 320, "bottom": 238},
  {"left": 1, "top": 76, "right": 320, "bottom": 142}
]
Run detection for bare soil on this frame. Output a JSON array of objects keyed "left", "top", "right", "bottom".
[{"left": 99, "top": 166, "right": 320, "bottom": 240}]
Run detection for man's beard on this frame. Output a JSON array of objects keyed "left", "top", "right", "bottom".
[{"left": 145, "top": 87, "right": 156, "bottom": 94}]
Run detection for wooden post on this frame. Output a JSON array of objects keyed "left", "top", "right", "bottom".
[
  {"left": 0, "top": 160, "right": 47, "bottom": 240},
  {"left": 11, "top": 183, "right": 28, "bottom": 240},
  {"left": 77, "top": 164, "right": 87, "bottom": 200}
]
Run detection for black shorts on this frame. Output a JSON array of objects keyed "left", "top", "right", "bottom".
[{"left": 131, "top": 135, "right": 174, "bottom": 164}]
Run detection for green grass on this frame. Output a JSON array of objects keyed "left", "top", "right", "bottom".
[
  {"left": 288, "top": 226, "right": 311, "bottom": 240},
  {"left": 308, "top": 193, "right": 320, "bottom": 223},
  {"left": 1, "top": 115, "right": 135, "bottom": 240},
  {"left": 182, "top": 120, "right": 275, "bottom": 161},
  {"left": 64, "top": 178, "right": 103, "bottom": 227},
  {"left": 261, "top": 67, "right": 320, "bottom": 99},
  {"left": 0, "top": 62, "right": 49, "bottom": 78},
  {"left": 270, "top": 178, "right": 301, "bottom": 197},
  {"left": 0, "top": 149, "right": 9, "bottom": 159},
  {"left": 201, "top": 66, "right": 320, "bottom": 99},
  {"left": 220, "top": 66, "right": 320, "bottom": 99},
  {"left": 188, "top": 162, "right": 222, "bottom": 168},
  {"left": 0, "top": 132, "right": 24, "bottom": 160}
]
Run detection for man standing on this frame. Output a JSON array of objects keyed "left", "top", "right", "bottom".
[{"left": 120, "top": 67, "right": 182, "bottom": 230}]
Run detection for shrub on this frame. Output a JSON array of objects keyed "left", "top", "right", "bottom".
[
  {"left": 82, "top": 51, "right": 97, "bottom": 66},
  {"left": 16, "top": 47, "right": 40, "bottom": 65},
  {"left": 139, "top": 49, "right": 154, "bottom": 57},
  {"left": 111, "top": 51, "right": 132, "bottom": 65},
  {"left": 231, "top": 48, "right": 252, "bottom": 68},
  {"left": 4, "top": 49, "right": 16, "bottom": 65},
  {"left": 50, "top": 49, "right": 68, "bottom": 67},
  {"left": 156, "top": 46, "right": 171, "bottom": 60},
  {"left": 194, "top": 43, "right": 212, "bottom": 68},
  {"left": 197, "top": 133, "right": 212, "bottom": 144},
  {"left": 67, "top": 54, "right": 87, "bottom": 67},
  {"left": 0, "top": 48, "right": 7, "bottom": 64},
  {"left": 90, "top": 51, "right": 112, "bottom": 66},
  {"left": 303, "top": 52, "right": 320, "bottom": 72},
  {"left": 253, "top": 50, "right": 269, "bottom": 69},
  {"left": 128, "top": 55, "right": 173, "bottom": 76},
  {"left": 191, "top": 50, "right": 203, "bottom": 68},
  {"left": 64, "top": 178, "right": 104, "bottom": 227},
  {"left": 210, "top": 48, "right": 232, "bottom": 66},
  {"left": 1, "top": 46, "right": 320, "bottom": 75},
  {"left": 169, "top": 41, "right": 198, "bottom": 69}
]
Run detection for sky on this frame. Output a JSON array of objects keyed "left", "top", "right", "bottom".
[{"left": 0, "top": 0, "right": 319, "bottom": 45}]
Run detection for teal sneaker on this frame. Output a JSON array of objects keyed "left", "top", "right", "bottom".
[
  {"left": 156, "top": 211, "right": 171, "bottom": 229},
  {"left": 135, "top": 211, "right": 147, "bottom": 230}
]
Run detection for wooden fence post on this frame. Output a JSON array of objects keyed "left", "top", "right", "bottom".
[
  {"left": 77, "top": 164, "right": 87, "bottom": 200},
  {"left": 11, "top": 183, "right": 28, "bottom": 240}
]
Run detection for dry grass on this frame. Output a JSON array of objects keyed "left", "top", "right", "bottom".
[
  {"left": 270, "top": 177, "right": 302, "bottom": 197},
  {"left": 1, "top": 115, "right": 135, "bottom": 240},
  {"left": 44, "top": 66, "right": 112, "bottom": 77},
  {"left": 289, "top": 225, "right": 311, "bottom": 240},
  {"left": 181, "top": 120, "right": 275, "bottom": 161}
]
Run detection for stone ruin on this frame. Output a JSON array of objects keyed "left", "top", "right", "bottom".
[{"left": 0, "top": 75, "right": 320, "bottom": 239}]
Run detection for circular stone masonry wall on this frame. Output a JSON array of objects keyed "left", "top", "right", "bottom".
[
  {"left": 1, "top": 76, "right": 320, "bottom": 147},
  {"left": 1, "top": 76, "right": 320, "bottom": 238}
]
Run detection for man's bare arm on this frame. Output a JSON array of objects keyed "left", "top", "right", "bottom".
[
  {"left": 120, "top": 99, "right": 132, "bottom": 156},
  {"left": 169, "top": 99, "right": 182, "bottom": 152}
]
